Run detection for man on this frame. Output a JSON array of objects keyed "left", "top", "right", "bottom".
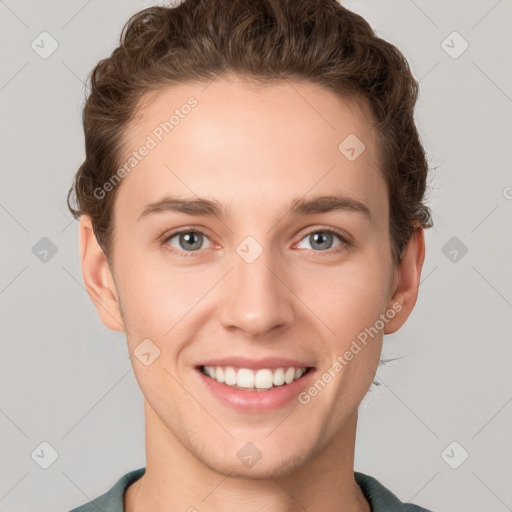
[{"left": 67, "top": 0, "right": 435, "bottom": 510}]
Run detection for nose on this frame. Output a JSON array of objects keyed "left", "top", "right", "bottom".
[{"left": 218, "top": 244, "right": 295, "bottom": 339}]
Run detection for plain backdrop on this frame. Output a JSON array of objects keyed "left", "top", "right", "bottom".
[{"left": 1, "top": 1, "right": 511, "bottom": 511}]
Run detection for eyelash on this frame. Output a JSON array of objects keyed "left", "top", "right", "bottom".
[{"left": 161, "top": 227, "right": 350, "bottom": 257}]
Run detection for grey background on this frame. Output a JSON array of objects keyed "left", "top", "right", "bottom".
[{"left": 1, "top": 1, "right": 511, "bottom": 511}]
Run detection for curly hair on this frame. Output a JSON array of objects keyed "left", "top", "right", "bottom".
[{"left": 67, "top": 0, "right": 434, "bottom": 266}]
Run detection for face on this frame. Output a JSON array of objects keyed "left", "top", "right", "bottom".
[{"left": 81, "top": 75, "right": 423, "bottom": 479}]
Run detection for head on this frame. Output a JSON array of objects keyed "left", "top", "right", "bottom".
[{"left": 68, "top": 0, "right": 433, "bottom": 478}]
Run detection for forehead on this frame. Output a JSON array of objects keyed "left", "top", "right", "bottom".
[
  {"left": 128, "top": 76, "right": 376, "bottom": 155},
  {"left": 115, "top": 76, "right": 387, "bottom": 227}
]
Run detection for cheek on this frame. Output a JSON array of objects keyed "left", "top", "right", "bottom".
[
  {"left": 297, "top": 258, "right": 391, "bottom": 337},
  {"left": 113, "top": 242, "right": 195, "bottom": 324},
  {"left": 117, "top": 264, "right": 193, "bottom": 397}
]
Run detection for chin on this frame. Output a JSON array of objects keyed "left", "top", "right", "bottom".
[{"left": 199, "top": 443, "right": 312, "bottom": 480}]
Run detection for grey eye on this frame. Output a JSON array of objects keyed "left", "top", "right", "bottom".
[
  {"left": 297, "top": 231, "right": 343, "bottom": 251},
  {"left": 166, "top": 231, "right": 211, "bottom": 252}
]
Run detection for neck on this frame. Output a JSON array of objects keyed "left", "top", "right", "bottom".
[{"left": 125, "top": 401, "right": 370, "bottom": 512}]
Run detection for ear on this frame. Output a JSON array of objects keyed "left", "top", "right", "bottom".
[
  {"left": 384, "top": 227, "right": 426, "bottom": 335},
  {"left": 79, "top": 215, "right": 125, "bottom": 332}
]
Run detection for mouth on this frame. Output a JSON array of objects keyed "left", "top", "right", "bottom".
[
  {"left": 196, "top": 364, "right": 315, "bottom": 392},
  {"left": 194, "top": 363, "right": 316, "bottom": 412}
]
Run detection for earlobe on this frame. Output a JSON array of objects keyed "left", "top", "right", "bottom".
[
  {"left": 79, "top": 215, "right": 125, "bottom": 332},
  {"left": 384, "top": 227, "right": 426, "bottom": 335}
]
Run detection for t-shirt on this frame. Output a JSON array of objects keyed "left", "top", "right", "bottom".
[{"left": 68, "top": 467, "right": 435, "bottom": 511}]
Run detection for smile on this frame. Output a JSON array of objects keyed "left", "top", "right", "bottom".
[
  {"left": 195, "top": 364, "right": 317, "bottom": 412},
  {"left": 199, "top": 365, "right": 312, "bottom": 391}
]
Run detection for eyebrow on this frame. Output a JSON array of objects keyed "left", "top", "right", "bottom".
[{"left": 137, "top": 193, "right": 373, "bottom": 223}]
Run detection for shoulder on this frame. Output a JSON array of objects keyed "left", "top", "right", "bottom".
[
  {"left": 355, "top": 471, "right": 436, "bottom": 512},
  {"left": 67, "top": 467, "right": 146, "bottom": 512}
]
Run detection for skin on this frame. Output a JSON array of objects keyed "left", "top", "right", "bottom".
[{"left": 79, "top": 74, "right": 425, "bottom": 512}]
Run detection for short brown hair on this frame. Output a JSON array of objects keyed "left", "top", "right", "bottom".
[{"left": 67, "top": 0, "right": 434, "bottom": 266}]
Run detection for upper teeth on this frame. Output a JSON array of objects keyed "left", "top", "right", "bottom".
[{"left": 202, "top": 366, "right": 308, "bottom": 390}]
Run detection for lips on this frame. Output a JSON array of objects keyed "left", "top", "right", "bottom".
[
  {"left": 195, "top": 362, "right": 317, "bottom": 412},
  {"left": 195, "top": 356, "right": 316, "bottom": 371}
]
